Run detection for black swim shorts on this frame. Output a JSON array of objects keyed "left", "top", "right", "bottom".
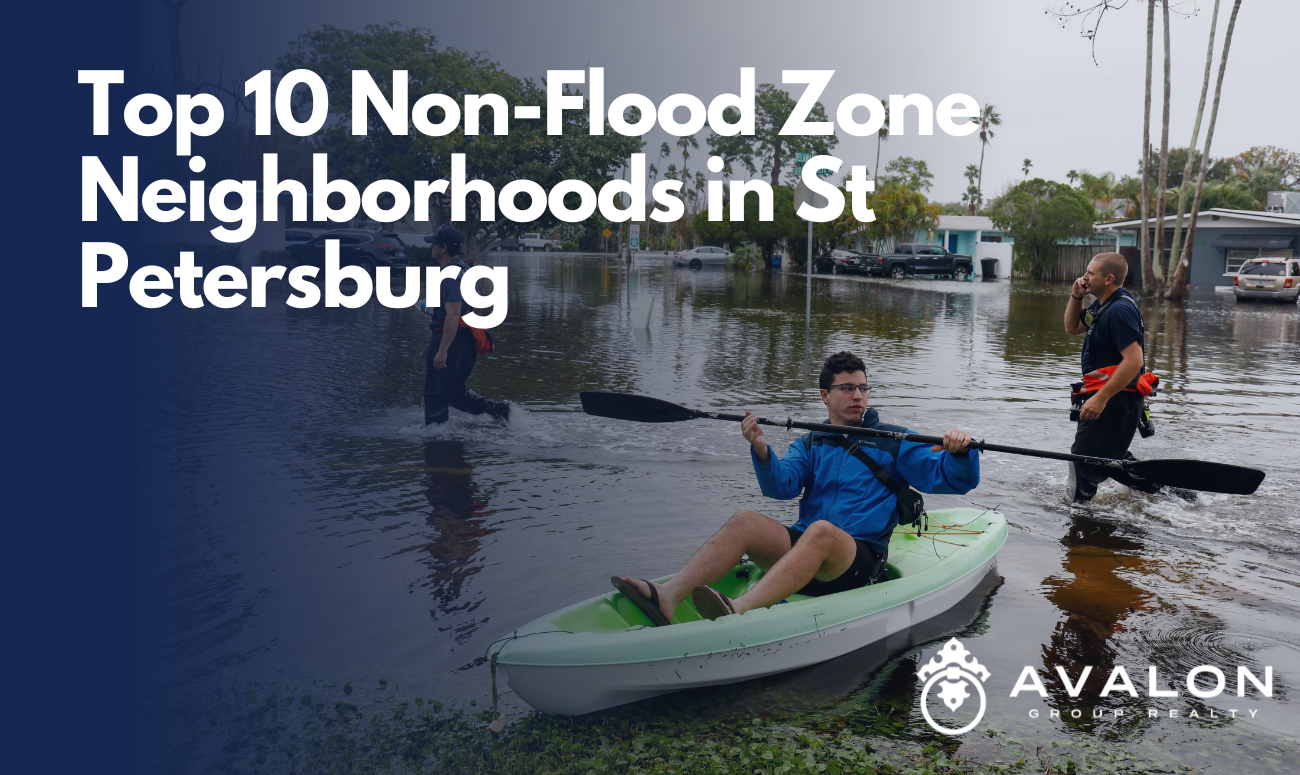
[{"left": 785, "top": 524, "right": 889, "bottom": 596}]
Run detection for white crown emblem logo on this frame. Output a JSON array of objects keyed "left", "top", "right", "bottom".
[{"left": 916, "top": 638, "right": 991, "bottom": 734}]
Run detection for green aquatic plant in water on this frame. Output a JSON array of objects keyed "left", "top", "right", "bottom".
[{"left": 148, "top": 678, "right": 1205, "bottom": 775}]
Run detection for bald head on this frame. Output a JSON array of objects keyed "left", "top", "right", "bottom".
[{"left": 1088, "top": 252, "right": 1128, "bottom": 289}]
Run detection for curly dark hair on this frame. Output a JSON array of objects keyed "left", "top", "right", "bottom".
[{"left": 819, "top": 351, "right": 867, "bottom": 390}]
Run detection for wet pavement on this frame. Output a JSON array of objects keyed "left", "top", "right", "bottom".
[{"left": 141, "top": 255, "right": 1300, "bottom": 771}]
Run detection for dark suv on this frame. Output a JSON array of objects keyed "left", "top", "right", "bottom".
[{"left": 287, "top": 229, "right": 409, "bottom": 272}]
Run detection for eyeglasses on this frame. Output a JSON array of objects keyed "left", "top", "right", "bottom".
[{"left": 827, "top": 383, "right": 870, "bottom": 395}]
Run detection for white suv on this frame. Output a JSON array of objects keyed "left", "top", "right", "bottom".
[
  {"left": 519, "top": 233, "right": 562, "bottom": 251},
  {"left": 1234, "top": 258, "right": 1300, "bottom": 303}
]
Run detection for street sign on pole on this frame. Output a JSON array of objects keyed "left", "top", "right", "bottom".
[
  {"left": 793, "top": 151, "right": 834, "bottom": 179},
  {"left": 629, "top": 224, "right": 640, "bottom": 249}
]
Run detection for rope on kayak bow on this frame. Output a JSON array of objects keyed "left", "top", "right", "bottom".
[{"left": 481, "top": 628, "right": 569, "bottom": 734}]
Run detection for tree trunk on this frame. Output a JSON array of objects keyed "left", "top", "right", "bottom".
[
  {"left": 976, "top": 141, "right": 987, "bottom": 214},
  {"left": 875, "top": 133, "right": 882, "bottom": 180},
  {"left": 162, "top": 0, "right": 189, "bottom": 95},
  {"left": 1166, "top": 0, "right": 1220, "bottom": 298},
  {"left": 1140, "top": 0, "right": 1156, "bottom": 291},
  {"left": 1170, "top": 0, "right": 1242, "bottom": 297},
  {"left": 770, "top": 141, "right": 784, "bottom": 188},
  {"left": 1152, "top": 0, "right": 1172, "bottom": 291}
]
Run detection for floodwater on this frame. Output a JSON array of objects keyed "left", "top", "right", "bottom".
[{"left": 141, "top": 255, "right": 1300, "bottom": 771}]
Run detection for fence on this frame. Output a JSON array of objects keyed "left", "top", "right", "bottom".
[{"left": 1012, "top": 244, "right": 1139, "bottom": 285}]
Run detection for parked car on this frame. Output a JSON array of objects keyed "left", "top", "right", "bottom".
[
  {"left": 859, "top": 243, "right": 974, "bottom": 280},
  {"left": 488, "top": 237, "right": 523, "bottom": 251},
  {"left": 285, "top": 227, "right": 326, "bottom": 247},
  {"left": 1234, "top": 257, "right": 1300, "bottom": 303},
  {"left": 520, "top": 233, "right": 562, "bottom": 251},
  {"left": 814, "top": 248, "right": 864, "bottom": 273},
  {"left": 674, "top": 246, "right": 734, "bottom": 269},
  {"left": 286, "top": 229, "right": 409, "bottom": 273}
]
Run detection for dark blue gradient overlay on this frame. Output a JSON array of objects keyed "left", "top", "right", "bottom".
[{"left": 8, "top": 3, "right": 141, "bottom": 774}]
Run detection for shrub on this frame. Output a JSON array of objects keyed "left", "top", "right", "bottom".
[
  {"left": 726, "top": 244, "right": 760, "bottom": 272},
  {"left": 562, "top": 240, "right": 579, "bottom": 252}
]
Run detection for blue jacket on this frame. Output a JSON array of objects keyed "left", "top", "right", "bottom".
[{"left": 751, "top": 408, "right": 980, "bottom": 557}]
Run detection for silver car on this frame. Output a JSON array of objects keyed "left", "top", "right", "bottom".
[
  {"left": 673, "top": 246, "right": 733, "bottom": 269},
  {"left": 1234, "top": 258, "right": 1299, "bottom": 303}
]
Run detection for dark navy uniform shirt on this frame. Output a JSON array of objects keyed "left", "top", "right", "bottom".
[
  {"left": 428, "top": 258, "right": 471, "bottom": 330},
  {"left": 1080, "top": 288, "right": 1144, "bottom": 374}
]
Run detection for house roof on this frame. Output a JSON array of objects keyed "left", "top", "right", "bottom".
[
  {"left": 1099, "top": 208, "right": 1300, "bottom": 230},
  {"left": 936, "top": 215, "right": 999, "bottom": 231}
]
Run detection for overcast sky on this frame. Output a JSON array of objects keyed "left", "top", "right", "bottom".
[{"left": 140, "top": 0, "right": 1298, "bottom": 203}]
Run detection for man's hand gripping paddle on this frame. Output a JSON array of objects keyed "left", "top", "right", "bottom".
[{"left": 578, "top": 392, "right": 1266, "bottom": 496}]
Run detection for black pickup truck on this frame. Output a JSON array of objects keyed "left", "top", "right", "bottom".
[{"left": 860, "top": 243, "right": 974, "bottom": 280}]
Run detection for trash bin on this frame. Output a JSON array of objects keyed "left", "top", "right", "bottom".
[
  {"left": 771, "top": 254, "right": 783, "bottom": 267},
  {"left": 980, "top": 257, "right": 998, "bottom": 280}
]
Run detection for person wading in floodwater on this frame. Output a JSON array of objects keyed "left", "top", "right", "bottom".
[
  {"left": 611, "top": 351, "right": 981, "bottom": 625},
  {"left": 1063, "top": 253, "right": 1165, "bottom": 502},
  {"left": 421, "top": 224, "right": 511, "bottom": 427}
]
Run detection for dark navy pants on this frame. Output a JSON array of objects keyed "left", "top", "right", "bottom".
[
  {"left": 423, "top": 329, "right": 508, "bottom": 425},
  {"left": 1069, "top": 390, "right": 1160, "bottom": 502}
]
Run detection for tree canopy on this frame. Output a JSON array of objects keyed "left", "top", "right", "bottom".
[
  {"left": 1138, "top": 146, "right": 1231, "bottom": 188},
  {"left": 706, "top": 84, "right": 838, "bottom": 187},
  {"left": 985, "top": 179, "right": 1096, "bottom": 278},
  {"left": 693, "top": 185, "right": 801, "bottom": 261},
  {"left": 276, "top": 22, "right": 642, "bottom": 247},
  {"left": 838, "top": 182, "right": 939, "bottom": 253},
  {"left": 880, "top": 157, "right": 934, "bottom": 193}
]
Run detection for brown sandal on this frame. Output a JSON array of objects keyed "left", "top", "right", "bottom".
[
  {"left": 692, "top": 585, "right": 737, "bottom": 621},
  {"left": 610, "top": 577, "right": 671, "bottom": 627}
]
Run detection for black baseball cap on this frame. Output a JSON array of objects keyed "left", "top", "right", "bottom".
[{"left": 424, "top": 224, "right": 463, "bottom": 254}]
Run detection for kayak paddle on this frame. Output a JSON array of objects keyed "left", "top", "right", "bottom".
[{"left": 578, "top": 391, "right": 1266, "bottom": 496}]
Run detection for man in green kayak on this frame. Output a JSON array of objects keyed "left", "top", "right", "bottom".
[{"left": 613, "top": 351, "right": 980, "bottom": 624}]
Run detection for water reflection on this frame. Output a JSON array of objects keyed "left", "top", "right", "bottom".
[
  {"left": 419, "top": 440, "right": 497, "bottom": 632},
  {"left": 1040, "top": 517, "right": 1152, "bottom": 729}
]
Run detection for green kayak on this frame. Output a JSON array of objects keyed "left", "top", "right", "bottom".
[{"left": 492, "top": 507, "right": 1007, "bottom": 715}]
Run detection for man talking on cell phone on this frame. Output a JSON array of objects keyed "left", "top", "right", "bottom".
[{"left": 1062, "top": 253, "right": 1167, "bottom": 503}]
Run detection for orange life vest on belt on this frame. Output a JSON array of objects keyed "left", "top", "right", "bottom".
[
  {"left": 1077, "top": 365, "right": 1159, "bottom": 397},
  {"left": 434, "top": 319, "right": 495, "bottom": 354}
]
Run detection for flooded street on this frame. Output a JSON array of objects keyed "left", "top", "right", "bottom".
[{"left": 141, "top": 256, "right": 1300, "bottom": 772}]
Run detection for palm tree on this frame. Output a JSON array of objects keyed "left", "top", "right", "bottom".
[
  {"left": 963, "top": 164, "right": 980, "bottom": 215},
  {"left": 1166, "top": 0, "right": 1221, "bottom": 297},
  {"left": 1115, "top": 175, "right": 1142, "bottom": 218},
  {"left": 1067, "top": 169, "right": 1080, "bottom": 187},
  {"left": 1152, "top": 0, "right": 1173, "bottom": 287},
  {"left": 1170, "top": 0, "right": 1242, "bottom": 297},
  {"left": 676, "top": 135, "right": 700, "bottom": 222},
  {"left": 655, "top": 143, "right": 670, "bottom": 250},
  {"left": 875, "top": 98, "right": 891, "bottom": 180},
  {"left": 677, "top": 135, "right": 699, "bottom": 181},
  {"left": 1086, "top": 172, "right": 1117, "bottom": 217},
  {"left": 1022, "top": 158, "right": 1033, "bottom": 178},
  {"left": 1140, "top": 0, "right": 1156, "bottom": 290},
  {"left": 976, "top": 103, "right": 1001, "bottom": 210}
]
